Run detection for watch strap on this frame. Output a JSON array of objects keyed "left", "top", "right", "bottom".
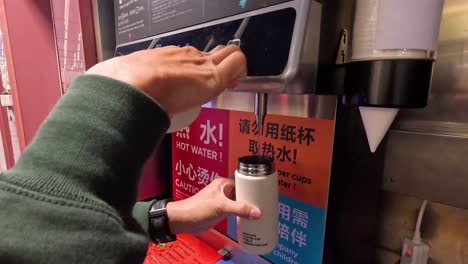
[{"left": 148, "top": 198, "right": 176, "bottom": 243}]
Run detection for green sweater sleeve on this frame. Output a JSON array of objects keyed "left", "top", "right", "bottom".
[{"left": 0, "top": 75, "right": 170, "bottom": 264}]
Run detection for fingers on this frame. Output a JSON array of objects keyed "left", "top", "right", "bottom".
[
  {"left": 216, "top": 51, "right": 247, "bottom": 87},
  {"left": 205, "top": 45, "right": 246, "bottom": 89},
  {"left": 212, "top": 178, "right": 262, "bottom": 220},
  {"left": 210, "top": 45, "right": 242, "bottom": 65},
  {"left": 180, "top": 46, "right": 203, "bottom": 57},
  {"left": 220, "top": 178, "right": 236, "bottom": 200},
  {"left": 222, "top": 199, "right": 262, "bottom": 220},
  {"left": 208, "top": 45, "right": 227, "bottom": 54}
]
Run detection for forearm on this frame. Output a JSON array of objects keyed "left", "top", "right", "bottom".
[{"left": 2, "top": 74, "right": 170, "bottom": 217}]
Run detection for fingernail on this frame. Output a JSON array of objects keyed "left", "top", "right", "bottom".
[{"left": 249, "top": 207, "right": 262, "bottom": 219}]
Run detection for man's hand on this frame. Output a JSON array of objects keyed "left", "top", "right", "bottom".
[
  {"left": 86, "top": 45, "right": 247, "bottom": 116},
  {"left": 166, "top": 178, "right": 261, "bottom": 235}
]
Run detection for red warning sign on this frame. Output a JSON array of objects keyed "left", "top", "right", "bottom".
[
  {"left": 172, "top": 108, "right": 230, "bottom": 233},
  {"left": 228, "top": 111, "right": 334, "bottom": 209}
]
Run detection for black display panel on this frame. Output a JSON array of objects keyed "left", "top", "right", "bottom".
[
  {"left": 114, "top": 0, "right": 293, "bottom": 45},
  {"left": 115, "top": 8, "right": 296, "bottom": 77}
]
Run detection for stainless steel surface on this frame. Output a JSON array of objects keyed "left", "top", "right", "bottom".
[
  {"left": 377, "top": 191, "right": 468, "bottom": 264},
  {"left": 254, "top": 93, "right": 268, "bottom": 132},
  {"left": 382, "top": 131, "right": 468, "bottom": 210},
  {"left": 92, "top": 0, "right": 115, "bottom": 62},
  {"left": 235, "top": 0, "right": 322, "bottom": 93},
  {"left": 238, "top": 155, "right": 275, "bottom": 176},
  {"left": 204, "top": 92, "right": 337, "bottom": 120},
  {"left": 115, "top": 0, "right": 323, "bottom": 94}
]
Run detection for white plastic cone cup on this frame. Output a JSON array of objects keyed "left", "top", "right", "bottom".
[{"left": 359, "top": 106, "right": 399, "bottom": 152}]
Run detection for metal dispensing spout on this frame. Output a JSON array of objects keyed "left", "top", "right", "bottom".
[{"left": 254, "top": 93, "right": 268, "bottom": 136}]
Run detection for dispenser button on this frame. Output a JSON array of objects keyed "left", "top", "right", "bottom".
[{"left": 227, "top": 39, "right": 241, "bottom": 46}]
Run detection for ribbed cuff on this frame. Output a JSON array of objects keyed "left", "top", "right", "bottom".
[{"left": 133, "top": 200, "right": 154, "bottom": 234}]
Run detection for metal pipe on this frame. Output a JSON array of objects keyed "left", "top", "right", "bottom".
[
  {"left": 254, "top": 93, "right": 268, "bottom": 135},
  {"left": 234, "top": 17, "right": 250, "bottom": 39}
]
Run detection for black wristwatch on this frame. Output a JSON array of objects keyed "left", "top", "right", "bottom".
[{"left": 148, "top": 198, "right": 176, "bottom": 243}]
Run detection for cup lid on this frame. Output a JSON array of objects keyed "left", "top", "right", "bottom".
[{"left": 238, "top": 155, "right": 275, "bottom": 176}]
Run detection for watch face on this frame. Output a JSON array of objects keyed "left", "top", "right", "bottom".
[{"left": 149, "top": 208, "right": 167, "bottom": 218}]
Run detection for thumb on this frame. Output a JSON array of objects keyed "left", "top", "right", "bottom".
[{"left": 222, "top": 199, "right": 262, "bottom": 220}]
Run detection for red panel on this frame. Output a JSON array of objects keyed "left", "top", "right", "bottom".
[
  {"left": 172, "top": 108, "right": 230, "bottom": 233},
  {"left": 0, "top": 0, "right": 62, "bottom": 148},
  {"left": 138, "top": 156, "right": 161, "bottom": 200}
]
